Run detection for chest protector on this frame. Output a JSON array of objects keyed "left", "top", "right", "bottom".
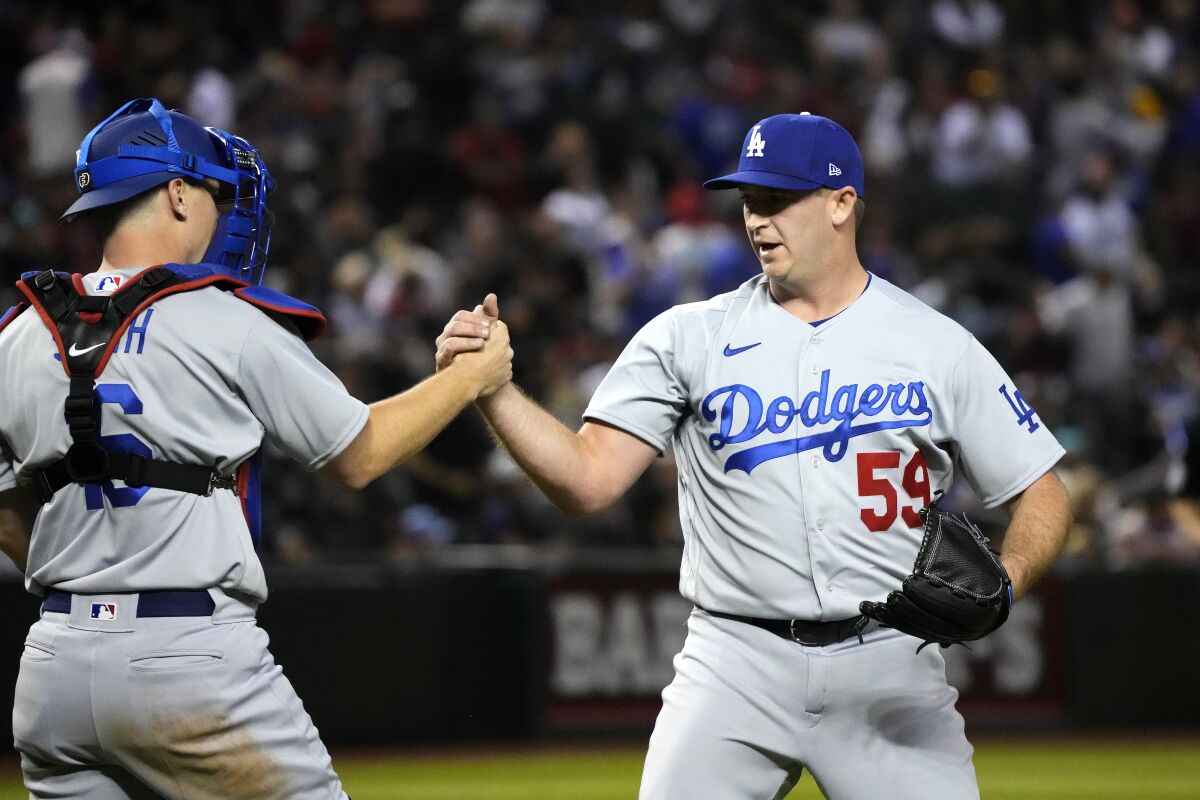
[{"left": 5, "top": 264, "right": 325, "bottom": 503}]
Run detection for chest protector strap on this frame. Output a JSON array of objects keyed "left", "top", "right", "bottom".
[{"left": 18, "top": 267, "right": 239, "bottom": 503}]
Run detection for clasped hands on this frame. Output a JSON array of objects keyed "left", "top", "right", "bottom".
[{"left": 435, "top": 293, "right": 513, "bottom": 399}]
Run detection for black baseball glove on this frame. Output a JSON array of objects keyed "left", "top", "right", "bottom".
[{"left": 858, "top": 492, "right": 1012, "bottom": 652}]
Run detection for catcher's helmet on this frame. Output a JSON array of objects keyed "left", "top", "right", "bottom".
[{"left": 62, "top": 97, "right": 276, "bottom": 284}]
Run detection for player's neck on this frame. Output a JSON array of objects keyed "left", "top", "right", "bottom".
[
  {"left": 99, "top": 228, "right": 195, "bottom": 272},
  {"left": 768, "top": 262, "right": 869, "bottom": 323}
]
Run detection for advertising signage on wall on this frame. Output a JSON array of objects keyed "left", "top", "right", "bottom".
[
  {"left": 545, "top": 572, "right": 1066, "bottom": 730},
  {"left": 944, "top": 578, "right": 1068, "bottom": 724},
  {"left": 545, "top": 573, "right": 691, "bottom": 729}
]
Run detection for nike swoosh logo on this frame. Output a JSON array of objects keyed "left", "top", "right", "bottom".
[
  {"left": 68, "top": 342, "right": 105, "bottom": 357},
  {"left": 722, "top": 342, "right": 762, "bottom": 357}
]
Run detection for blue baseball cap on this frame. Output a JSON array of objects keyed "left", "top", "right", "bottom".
[{"left": 703, "top": 113, "right": 865, "bottom": 198}]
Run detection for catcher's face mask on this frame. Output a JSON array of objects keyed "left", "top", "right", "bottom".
[{"left": 62, "top": 97, "right": 276, "bottom": 285}]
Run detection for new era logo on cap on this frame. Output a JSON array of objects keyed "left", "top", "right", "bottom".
[
  {"left": 90, "top": 602, "right": 117, "bottom": 620},
  {"left": 703, "top": 113, "right": 865, "bottom": 198}
]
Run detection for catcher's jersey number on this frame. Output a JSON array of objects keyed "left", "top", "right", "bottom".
[
  {"left": 85, "top": 383, "right": 151, "bottom": 510},
  {"left": 856, "top": 450, "right": 929, "bottom": 532}
]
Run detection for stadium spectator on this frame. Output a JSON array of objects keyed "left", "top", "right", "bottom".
[{"left": 2, "top": 2, "right": 1199, "bottom": 566}]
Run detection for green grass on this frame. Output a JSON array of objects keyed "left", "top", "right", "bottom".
[
  {"left": 973, "top": 742, "right": 1200, "bottom": 799},
  {"left": 0, "top": 740, "right": 1196, "bottom": 798}
]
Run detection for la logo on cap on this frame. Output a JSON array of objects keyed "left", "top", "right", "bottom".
[{"left": 746, "top": 126, "right": 765, "bottom": 158}]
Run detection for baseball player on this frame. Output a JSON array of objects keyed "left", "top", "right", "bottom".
[
  {"left": 0, "top": 98, "right": 512, "bottom": 799},
  {"left": 437, "top": 114, "right": 1071, "bottom": 799}
]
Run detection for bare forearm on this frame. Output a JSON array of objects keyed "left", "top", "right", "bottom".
[
  {"left": 434, "top": 299, "right": 651, "bottom": 512},
  {"left": 330, "top": 318, "right": 511, "bottom": 489},
  {"left": 1001, "top": 471, "right": 1071, "bottom": 599},
  {"left": 476, "top": 383, "right": 602, "bottom": 513},
  {"left": 333, "top": 365, "right": 480, "bottom": 488}
]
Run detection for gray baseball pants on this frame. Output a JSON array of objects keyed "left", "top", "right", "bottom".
[
  {"left": 638, "top": 607, "right": 979, "bottom": 800},
  {"left": 13, "top": 589, "right": 348, "bottom": 800}
]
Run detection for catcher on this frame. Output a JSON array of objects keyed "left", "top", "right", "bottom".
[{"left": 0, "top": 98, "right": 511, "bottom": 799}]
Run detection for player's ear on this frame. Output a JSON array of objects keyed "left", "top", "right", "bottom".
[
  {"left": 167, "top": 178, "right": 189, "bottom": 221},
  {"left": 829, "top": 187, "right": 857, "bottom": 228}
]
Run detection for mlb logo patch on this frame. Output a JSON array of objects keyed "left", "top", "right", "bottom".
[
  {"left": 90, "top": 603, "right": 117, "bottom": 621},
  {"left": 95, "top": 275, "right": 124, "bottom": 293}
]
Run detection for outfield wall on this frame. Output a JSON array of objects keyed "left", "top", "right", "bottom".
[{"left": 0, "top": 553, "right": 1195, "bottom": 746}]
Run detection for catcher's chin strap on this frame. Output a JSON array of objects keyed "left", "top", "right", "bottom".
[{"left": 21, "top": 268, "right": 236, "bottom": 503}]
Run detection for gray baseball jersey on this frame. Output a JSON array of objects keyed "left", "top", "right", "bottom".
[
  {"left": 4, "top": 265, "right": 365, "bottom": 799},
  {"left": 0, "top": 266, "right": 369, "bottom": 600},
  {"left": 585, "top": 273, "right": 1064, "bottom": 620}
]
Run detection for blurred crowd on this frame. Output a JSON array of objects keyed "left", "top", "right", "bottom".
[{"left": 2, "top": 0, "right": 1200, "bottom": 570}]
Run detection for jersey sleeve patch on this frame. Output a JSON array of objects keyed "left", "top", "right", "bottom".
[{"left": 232, "top": 286, "right": 327, "bottom": 341}]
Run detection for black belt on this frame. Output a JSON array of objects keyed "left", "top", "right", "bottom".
[
  {"left": 42, "top": 589, "right": 215, "bottom": 617},
  {"left": 700, "top": 606, "right": 864, "bottom": 646}
]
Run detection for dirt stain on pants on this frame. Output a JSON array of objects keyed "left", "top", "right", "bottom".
[{"left": 119, "top": 713, "right": 289, "bottom": 800}]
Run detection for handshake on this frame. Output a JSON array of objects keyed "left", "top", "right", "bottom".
[{"left": 435, "top": 293, "right": 514, "bottom": 400}]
